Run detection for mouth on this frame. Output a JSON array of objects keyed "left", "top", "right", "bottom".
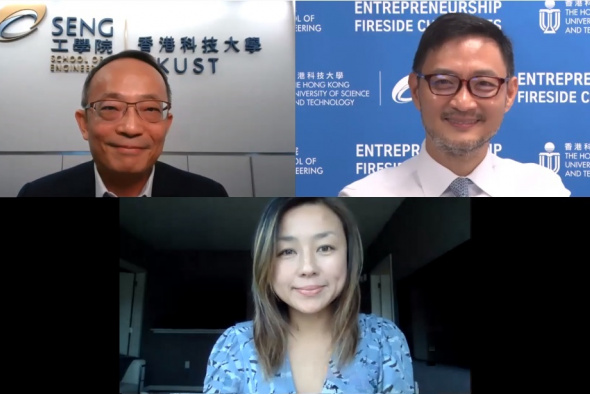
[
  {"left": 109, "top": 144, "right": 147, "bottom": 154},
  {"left": 294, "top": 285, "right": 325, "bottom": 296},
  {"left": 444, "top": 117, "right": 481, "bottom": 131}
]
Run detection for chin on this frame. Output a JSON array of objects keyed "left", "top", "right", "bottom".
[
  {"left": 296, "top": 308, "right": 328, "bottom": 316},
  {"left": 110, "top": 157, "right": 151, "bottom": 170},
  {"left": 432, "top": 131, "right": 494, "bottom": 155},
  {"left": 108, "top": 165, "right": 148, "bottom": 175},
  {"left": 291, "top": 302, "right": 329, "bottom": 316}
]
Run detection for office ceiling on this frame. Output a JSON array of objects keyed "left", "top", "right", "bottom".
[
  {"left": 119, "top": 197, "right": 405, "bottom": 251},
  {"left": 119, "top": 198, "right": 471, "bottom": 279}
]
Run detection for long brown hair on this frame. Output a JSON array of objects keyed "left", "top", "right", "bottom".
[{"left": 251, "top": 198, "right": 363, "bottom": 380}]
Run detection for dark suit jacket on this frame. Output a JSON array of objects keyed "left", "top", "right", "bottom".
[{"left": 17, "top": 160, "right": 229, "bottom": 197}]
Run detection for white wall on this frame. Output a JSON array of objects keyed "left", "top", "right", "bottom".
[
  {"left": 0, "top": 1, "right": 295, "bottom": 196},
  {"left": 370, "top": 254, "right": 395, "bottom": 323},
  {"left": 120, "top": 259, "right": 146, "bottom": 357},
  {"left": 411, "top": 287, "right": 428, "bottom": 361},
  {"left": 120, "top": 272, "right": 134, "bottom": 355}
]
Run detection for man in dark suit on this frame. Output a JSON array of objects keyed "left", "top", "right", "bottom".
[
  {"left": 17, "top": 160, "right": 227, "bottom": 197},
  {"left": 17, "top": 50, "right": 228, "bottom": 197}
]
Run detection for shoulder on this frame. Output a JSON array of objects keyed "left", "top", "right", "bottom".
[
  {"left": 205, "top": 321, "right": 254, "bottom": 393},
  {"left": 154, "top": 161, "right": 229, "bottom": 197},
  {"left": 359, "top": 313, "right": 406, "bottom": 341},
  {"left": 359, "top": 315, "right": 415, "bottom": 392},
  {"left": 210, "top": 321, "right": 254, "bottom": 355},
  {"left": 492, "top": 156, "right": 571, "bottom": 196},
  {"left": 339, "top": 157, "right": 419, "bottom": 197},
  {"left": 227, "top": 320, "right": 254, "bottom": 340},
  {"left": 358, "top": 314, "right": 412, "bottom": 355},
  {"left": 358, "top": 314, "right": 413, "bottom": 369},
  {"left": 17, "top": 161, "right": 94, "bottom": 197}
]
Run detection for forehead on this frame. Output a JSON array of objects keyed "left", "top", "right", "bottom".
[
  {"left": 278, "top": 203, "right": 344, "bottom": 235},
  {"left": 88, "top": 58, "right": 167, "bottom": 98},
  {"left": 422, "top": 35, "right": 507, "bottom": 76}
]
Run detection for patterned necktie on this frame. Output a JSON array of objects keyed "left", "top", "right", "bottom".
[{"left": 448, "top": 177, "right": 472, "bottom": 197}]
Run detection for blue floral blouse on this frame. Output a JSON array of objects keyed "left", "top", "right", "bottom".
[{"left": 203, "top": 313, "right": 415, "bottom": 393}]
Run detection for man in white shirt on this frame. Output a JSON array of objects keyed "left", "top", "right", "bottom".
[{"left": 339, "top": 13, "right": 570, "bottom": 197}]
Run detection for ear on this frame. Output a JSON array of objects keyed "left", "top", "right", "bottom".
[
  {"left": 75, "top": 109, "right": 89, "bottom": 141},
  {"left": 408, "top": 72, "right": 421, "bottom": 111},
  {"left": 504, "top": 76, "right": 518, "bottom": 113},
  {"left": 163, "top": 112, "right": 173, "bottom": 137}
]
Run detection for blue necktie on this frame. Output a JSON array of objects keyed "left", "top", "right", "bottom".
[{"left": 448, "top": 177, "right": 472, "bottom": 197}]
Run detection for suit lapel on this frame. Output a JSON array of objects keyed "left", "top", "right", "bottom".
[
  {"left": 75, "top": 161, "right": 98, "bottom": 197},
  {"left": 151, "top": 162, "right": 169, "bottom": 197}
]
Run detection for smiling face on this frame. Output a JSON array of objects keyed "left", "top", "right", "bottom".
[
  {"left": 409, "top": 35, "right": 518, "bottom": 159},
  {"left": 74, "top": 58, "right": 173, "bottom": 177},
  {"left": 271, "top": 203, "right": 348, "bottom": 317}
]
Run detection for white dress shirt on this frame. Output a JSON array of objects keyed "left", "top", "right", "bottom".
[
  {"left": 339, "top": 141, "right": 571, "bottom": 197},
  {"left": 95, "top": 164, "right": 154, "bottom": 197}
]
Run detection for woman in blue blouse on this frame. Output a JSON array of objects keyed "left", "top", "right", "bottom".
[{"left": 204, "top": 197, "right": 415, "bottom": 393}]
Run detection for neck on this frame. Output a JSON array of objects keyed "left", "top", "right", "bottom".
[
  {"left": 288, "top": 306, "right": 333, "bottom": 338},
  {"left": 97, "top": 166, "right": 151, "bottom": 197},
  {"left": 425, "top": 139, "right": 488, "bottom": 177}
]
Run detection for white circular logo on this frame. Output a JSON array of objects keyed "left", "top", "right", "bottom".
[
  {"left": 0, "top": 5, "right": 47, "bottom": 42},
  {"left": 544, "top": 142, "right": 555, "bottom": 153},
  {"left": 391, "top": 75, "right": 412, "bottom": 104}
]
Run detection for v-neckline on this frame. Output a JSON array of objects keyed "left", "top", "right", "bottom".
[{"left": 284, "top": 349, "right": 335, "bottom": 394}]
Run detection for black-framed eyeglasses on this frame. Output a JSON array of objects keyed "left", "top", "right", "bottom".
[
  {"left": 84, "top": 99, "right": 171, "bottom": 123},
  {"left": 415, "top": 73, "right": 510, "bottom": 98}
]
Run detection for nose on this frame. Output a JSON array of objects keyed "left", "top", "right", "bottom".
[
  {"left": 449, "top": 81, "right": 478, "bottom": 112},
  {"left": 298, "top": 249, "right": 318, "bottom": 276},
  {"left": 116, "top": 105, "right": 144, "bottom": 137}
]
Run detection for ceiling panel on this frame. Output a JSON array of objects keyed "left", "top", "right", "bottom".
[{"left": 119, "top": 197, "right": 405, "bottom": 251}]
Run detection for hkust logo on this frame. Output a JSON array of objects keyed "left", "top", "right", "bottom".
[
  {"left": 391, "top": 75, "right": 412, "bottom": 104},
  {"left": 539, "top": 142, "right": 561, "bottom": 173},
  {"left": 539, "top": 1, "right": 560, "bottom": 34},
  {"left": 0, "top": 4, "right": 47, "bottom": 42}
]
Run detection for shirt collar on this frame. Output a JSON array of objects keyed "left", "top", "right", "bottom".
[
  {"left": 415, "top": 140, "right": 499, "bottom": 197},
  {"left": 416, "top": 141, "right": 460, "bottom": 196},
  {"left": 94, "top": 164, "right": 154, "bottom": 197},
  {"left": 465, "top": 150, "right": 499, "bottom": 196}
]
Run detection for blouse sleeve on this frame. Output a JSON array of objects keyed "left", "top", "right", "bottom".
[
  {"left": 203, "top": 326, "right": 243, "bottom": 393},
  {"left": 379, "top": 319, "right": 415, "bottom": 394}
]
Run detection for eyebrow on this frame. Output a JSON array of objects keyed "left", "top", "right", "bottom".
[
  {"left": 429, "top": 68, "right": 502, "bottom": 78},
  {"left": 278, "top": 231, "right": 337, "bottom": 242},
  {"left": 96, "top": 92, "right": 165, "bottom": 101}
]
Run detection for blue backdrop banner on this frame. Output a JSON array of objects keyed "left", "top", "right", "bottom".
[{"left": 295, "top": 0, "right": 590, "bottom": 196}]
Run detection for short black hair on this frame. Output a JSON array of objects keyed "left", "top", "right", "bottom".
[
  {"left": 412, "top": 13, "right": 515, "bottom": 77},
  {"left": 80, "top": 49, "right": 171, "bottom": 107}
]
